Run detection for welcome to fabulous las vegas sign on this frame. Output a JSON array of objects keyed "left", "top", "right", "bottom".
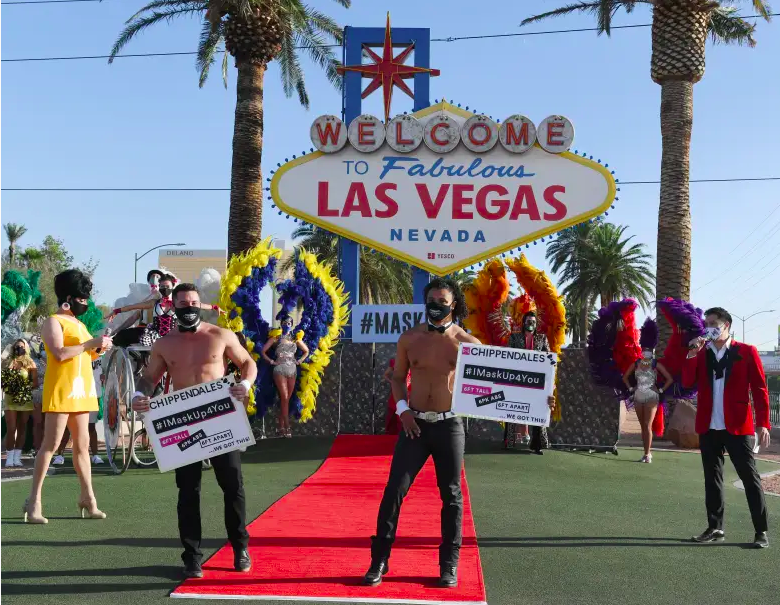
[{"left": 270, "top": 101, "right": 616, "bottom": 276}]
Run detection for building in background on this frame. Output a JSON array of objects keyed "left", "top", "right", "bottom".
[{"left": 158, "top": 249, "right": 226, "bottom": 284}]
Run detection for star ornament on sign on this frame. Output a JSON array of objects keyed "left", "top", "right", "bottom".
[{"left": 337, "top": 12, "right": 440, "bottom": 122}]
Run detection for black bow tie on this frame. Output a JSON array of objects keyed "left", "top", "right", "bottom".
[{"left": 428, "top": 322, "right": 451, "bottom": 334}]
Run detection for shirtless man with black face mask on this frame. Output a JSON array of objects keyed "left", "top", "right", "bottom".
[
  {"left": 131, "top": 283, "right": 257, "bottom": 579},
  {"left": 364, "top": 278, "right": 480, "bottom": 590}
]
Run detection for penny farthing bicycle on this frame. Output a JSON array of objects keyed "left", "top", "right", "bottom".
[{"left": 103, "top": 345, "right": 171, "bottom": 474}]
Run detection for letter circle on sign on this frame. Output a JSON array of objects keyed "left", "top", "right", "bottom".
[
  {"left": 310, "top": 115, "right": 348, "bottom": 153},
  {"left": 348, "top": 114, "right": 385, "bottom": 153},
  {"left": 499, "top": 114, "right": 537, "bottom": 154},
  {"left": 386, "top": 115, "right": 423, "bottom": 153},
  {"left": 537, "top": 115, "right": 575, "bottom": 153},
  {"left": 461, "top": 115, "right": 498, "bottom": 153},
  {"left": 424, "top": 114, "right": 460, "bottom": 153}
]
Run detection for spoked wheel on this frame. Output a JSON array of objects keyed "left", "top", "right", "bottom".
[
  {"left": 103, "top": 348, "right": 135, "bottom": 475},
  {"left": 131, "top": 424, "right": 158, "bottom": 468}
]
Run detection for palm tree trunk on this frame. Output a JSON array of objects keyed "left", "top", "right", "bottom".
[
  {"left": 655, "top": 80, "right": 693, "bottom": 351},
  {"left": 8, "top": 243, "right": 16, "bottom": 265},
  {"left": 578, "top": 296, "right": 589, "bottom": 346},
  {"left": 227, "top": 63, "right": 266, "bottom": 260}
]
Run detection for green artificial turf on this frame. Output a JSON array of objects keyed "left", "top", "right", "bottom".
[{"left": 2, "top": 439, "right": 778, "bottom": 605}]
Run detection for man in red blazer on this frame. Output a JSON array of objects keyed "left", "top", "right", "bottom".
[{"left": 683, "top": 307, "right": 771, "bottom": 549}]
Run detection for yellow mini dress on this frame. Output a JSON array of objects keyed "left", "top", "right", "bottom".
[{"left": 42, "top": 315, "right": 98, "bottom": 414}]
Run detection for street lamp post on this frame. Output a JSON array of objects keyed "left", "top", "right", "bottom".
[
  {"left": 733, "top": 309, "right": 777, "bottom": 342},
  {"left": 134, "top": 243, "right": 186, "bottom": 283}
]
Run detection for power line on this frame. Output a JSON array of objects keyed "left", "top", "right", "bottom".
[
  {"left": 695, "top": 216, "right": 780, "bottom": 292},
  {"left": 728, "top": 201, "right": 780, "bottom": 255},
  {"left": 3, "top": 13, "right": 778, "bottom": 63},
  {"left": 4, "top": 176, "right": 780, "bottom": 191}
]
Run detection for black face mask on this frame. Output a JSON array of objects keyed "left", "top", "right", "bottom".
[
  {"left": 159, "top": 286, "right": 172, "bottom": 297},
  {"left": 68, "top": 298, "right": 89, "bottom": 317},
  {"left": 426, "top": 301, "right": 452, "bottom": 323},
  {"left": 14, "top": 346, "right": 26, "bottom": 357},
  {"left": 176, "top": 306, "right": 201, "bottom": 331}
]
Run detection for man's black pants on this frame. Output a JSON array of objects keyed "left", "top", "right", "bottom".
[
  {"left": 372, "top": 416, "right": 465, "bottom": 568},
  {"left": 700, "top": 429, "right": 768, "bottom": 533},
  {"left": 175, "top": 449, "right": 249, "bottom": 564}
]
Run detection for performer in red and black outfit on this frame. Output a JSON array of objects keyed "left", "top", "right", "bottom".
[
  {"left": 684, "top": 307, "right": 771, "bottom": 549},
  {"left": 504, "top": 311, "right": 554, "bottom": 454}
]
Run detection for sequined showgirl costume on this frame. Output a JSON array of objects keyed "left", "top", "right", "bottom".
[{"left": 273, "top": 335, "right": 298, "bottom": 378}]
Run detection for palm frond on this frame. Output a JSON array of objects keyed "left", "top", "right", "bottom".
[
  {"left": 109, "top": 5, "right": 205, "bottom": 61},
  {"left": 278, "top": 34, "right": 309, "bottom": 106},
  {"left": 197, "top": 18, "right": 225, "bottom": 87},
  {"left": 751, "top": 0, "right": 772, "bottom": 20},
  {"left": 125, "top": 0, "right": 206, "bottom": 23},
  {"left": 520, "top": 1, "right": 602, "bottom": 27},
  {"left": 710, "top": 6, "right": 758, "bottom": 46}
]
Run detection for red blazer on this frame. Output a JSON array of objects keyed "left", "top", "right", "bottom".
[{"left": 682, "top": 340, "right": 771, "bottom": 435}]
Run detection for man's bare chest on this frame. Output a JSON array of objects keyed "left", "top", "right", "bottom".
[
  {"left": 407, "top": 334, "right": 460, "bottom": 371},
  {"left": 160, "top": 336, "right": 225, "bottom": 371}
]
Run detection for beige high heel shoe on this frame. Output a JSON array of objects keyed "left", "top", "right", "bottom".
[
  {"left": 23, "top": 498, "right": 48, "bottom": 524},
  {"left": 78, "top": 499, "right": 107, "bottom": 520}
]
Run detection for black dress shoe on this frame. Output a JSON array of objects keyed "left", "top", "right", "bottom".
[
  {"left": 363, "top": 560, "right": 388, "bottom": 586},
  {"left": 183, "top": 560, "right": 203, "bottom": 578},
  {"left": 439, "top": 566, "right": 458, "bottom": 588},
  {"left": 234, "top": 548, "right": 252, "bottom": 572},
  {"left": 753, "top": 532, "right": 769, "bottom": 549},
  {"left": 691, "top": 528, "right": 725, "bottom": 543}
]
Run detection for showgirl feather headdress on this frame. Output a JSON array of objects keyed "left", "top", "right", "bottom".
[
  {"left": 587, "top": 299, "right": 641, "bottom": 398},
  {"left": 464, "top": 254, "right": 566, "bottom": 420},
  {"left": 639, "top": 317, "right": 659, "bottom": 351},
  {"left": 274, "top": 249, "right": 350, "bottom": 423},
  {"left": 219, "top": 238, "right": 282, "bottom": 417},
  {"left": 655, "top": 297, "right": 705, "bottom": 399}
]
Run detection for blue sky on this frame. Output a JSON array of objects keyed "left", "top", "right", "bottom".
[{"left": 2, "top": 0, "right": 778, "bottom": 349}]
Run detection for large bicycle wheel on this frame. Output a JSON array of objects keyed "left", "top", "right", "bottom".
[
  {"left": 103, "top": 348, "right": 135, "bottom": 474},
  {"left": 131, "top": 424, "right": 158, "bottom": 468}
]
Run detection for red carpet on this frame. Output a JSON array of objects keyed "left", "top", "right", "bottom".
[{"left": 171, "top": 434, "right": 487, "bottom": 604}]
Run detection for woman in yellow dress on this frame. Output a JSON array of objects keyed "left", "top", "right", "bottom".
[
  {"left": 24, "top": 269, "right": 113, "bottom": 524},
  {"left": 2, "top": 339, "right": 38, "bottom": 467}
]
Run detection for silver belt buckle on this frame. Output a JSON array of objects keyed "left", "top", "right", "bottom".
[{"left": 424, "top": 411, "right": 439, "bottom": 423}]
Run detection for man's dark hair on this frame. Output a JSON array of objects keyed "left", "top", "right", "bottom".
[
  {"left": 704, "top": 307, "right": 733, "bottom": 326},
  {"left": 522, "top": 311, "right": 537, "bottom": 324},
  {"left": 423, "top": 277, "right": 467, "bottom": 322},
  {"left": 54, "top": 269, "right": 92, "bottom": 305},
  {"left": 160, "top": 274, "right": 176, "bottom": 285},
  {"left": 173, "top": 283, "right": 199, "bottom": 300}
]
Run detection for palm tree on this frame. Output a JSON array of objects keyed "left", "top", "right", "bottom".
[
  {"left": 566, "top": 223, "right": 655, "bottom": 308},
  {"left": 564, "top": 295, "right": 597, "bottom": 345},
  {"left": 546, "top": 222, "right": 597, "bottom": 338},
  {"left": 110, "top": 0, "right": 349, "bottom": 259},
  {"left": 521, "top": 1, "right": 770, "bottom": 348},
  {"left": 445, "top": 269, "right": 476, "bottom": 292},
  {"left": 3, "top": 223, "right": 28, "bottom": 266},
  {"left": 18, "top": 248, "right": 45, "bottom": 268},
  {"left": 281, "top": 223, "right": 413, "bottom": 304}
]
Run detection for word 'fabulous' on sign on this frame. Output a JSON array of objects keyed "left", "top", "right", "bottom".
[{"left": 311, "top": 113, "right": 574, "bottom": 155}]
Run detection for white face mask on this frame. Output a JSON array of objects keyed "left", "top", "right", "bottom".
[{"left": 704, "top": 325, "right": 723, "bottom": 341}]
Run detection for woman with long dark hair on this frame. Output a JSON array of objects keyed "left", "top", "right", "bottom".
[{"left": 23, "top": 269, "right": 113, "bottom": 524}]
